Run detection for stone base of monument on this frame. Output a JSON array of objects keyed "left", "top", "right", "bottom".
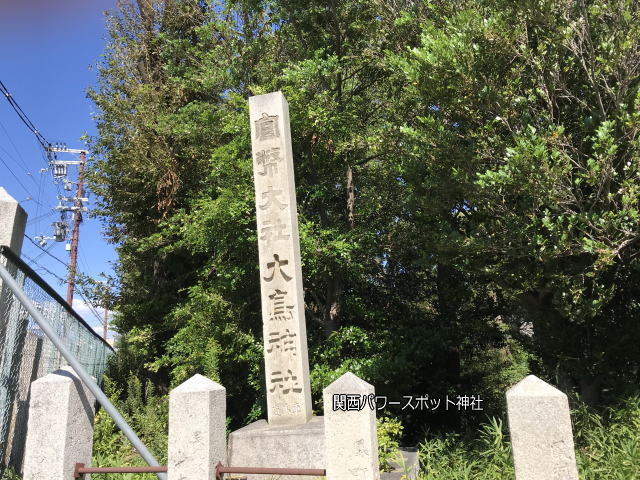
[{"left": 227, "top": 416, "right": 325, "bottom": 480}]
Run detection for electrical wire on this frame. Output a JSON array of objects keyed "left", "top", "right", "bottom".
[
  {"left": 23, "top": 234, "right": 68, "bottom": 267},
  {"left": 1, "top": 79, "right": 103, "bottom": 328},
  {"left": 21, "top": 252, "right": 66, "bottom": 284},
  {"left": 0, "top": 79, "right": 50, "bottom": 153},
  {"left": 22, "top": 251, "right": 106, "bottom": 327},
  {"left": 0, "top": 117, "right": 40, "bottom": 187},
  {"left": 32, "top": 241, "right": 57, "bottom": 263},
  {"left": 0, "top": 79, "right": 61, "bottom": 201},
  {"left": 32, "top": 157, "right": 44, "bottom": 233},
  {"left": 0, "top": 150, "right": 33, "bottom": 197},
  {"left": 27, "top": 210, "right": 55, "bottom": 226},
  {"left": 77, "top": 288, "right": 106, "bottom": 327}
]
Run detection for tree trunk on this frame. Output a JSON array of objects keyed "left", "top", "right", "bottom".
[
  {"left": 346, "top": 163, "right": 355, "bottom": 229},
  {"left": 323, "top": 276, "right": 344, "bottom": 335}
]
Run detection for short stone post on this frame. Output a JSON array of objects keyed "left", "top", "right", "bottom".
[
  {"left": 506, "top": 375, "right": 579, "bottom": 480},
  {"left": 168, "top": 374, "right": 226, "bottom": 480},
  {"left": 23, "top": 366, "right": 96, "bottom": 480},
  {"left": 0, "top": 187, "right": 27, "bottom": 255},
  {"left": 0, "top": 187, "right": 28, "bottom": 465},
  {"left": 323, "top": 372, "right": 379, "bottom": 480}
]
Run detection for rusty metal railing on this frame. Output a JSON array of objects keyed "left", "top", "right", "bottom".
[
  {"left": 214, "top": 462, "right": 326, "bottom": 478},
  {"left": 73, "top": 462, "right": 326, "bottom": 478},
  {"left": 74, "top": 463, "right": 168, "bottom": 477}
]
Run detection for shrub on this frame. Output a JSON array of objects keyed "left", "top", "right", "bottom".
[{"left": 377, "top": 416, "right": 404, "bottom": 472}]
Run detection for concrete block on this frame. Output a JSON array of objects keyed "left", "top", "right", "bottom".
[
  {"left": 506, "top": 375, "right": 579, "bottom": 480},
  {"left": 23, "top": 366, "right": 95, "bottom": 480},
  {"left": 228, "top": 416, "right": 324, "bottom": 479},
  {"left": 168, "top": 374, "right": 226, "bottom": 480}
]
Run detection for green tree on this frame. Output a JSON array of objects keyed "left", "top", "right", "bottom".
[
  {"left": 89, "top": 0, "right": 513, "bottom": 435},
  {"left": 395, "top": 0, "right": 640, "bottom": 404}
]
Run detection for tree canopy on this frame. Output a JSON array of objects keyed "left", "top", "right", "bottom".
[{"left": 88, "top": 0, "right": 640, "bottom": 434}]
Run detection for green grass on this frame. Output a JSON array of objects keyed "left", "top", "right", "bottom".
[
  {"left": 3, "top": 392, "right": 636, "bottom": 480},
  {"left": 412, "top": 396, "right": 640, "bottom": 480},
  {"left": 86, "top": 393, "right": 639, "bottom": 480}
]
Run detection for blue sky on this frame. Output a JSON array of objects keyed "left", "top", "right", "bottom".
[{"left": 0, "top": 0, "right": 117, "bottom": 333}]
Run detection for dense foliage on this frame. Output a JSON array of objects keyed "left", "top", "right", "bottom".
[
  {"left": 87, "top": 0, "right": 640, "bottom": 443},
  {"left": 87, "top": 381, "right": 640, "bottom": 479},
  {"left": 417, "top": 396, "right": 640, "bottom": 479}
]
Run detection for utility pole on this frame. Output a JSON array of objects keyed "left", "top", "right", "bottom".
[
  {"left": 46, "top": 145, "right": 88, "bottom": 306},
  {"left": 103, "top": 279, "right": 110, "bottom": 340},
  {"left": 66, "top": 151, "right": 85, "bottom": 306}
]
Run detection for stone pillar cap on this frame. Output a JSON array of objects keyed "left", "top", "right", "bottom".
[
  {"left": 507, "top": 375, "right": 566, "bottom": 398},
  {"left": 172, "top": 373, "right": 225, "bottom": 393},
  {"left": 324, "top": 371, "right": 373, "bottom": 394}
]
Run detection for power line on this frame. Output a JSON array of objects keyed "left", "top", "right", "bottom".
[
  {"left": 0, "top": 151, "right": 32, "bottom": 197},
  {"left": 32, "top": 158, "right": 45, "bottom": 234},
  {"left": 21, "top": 252, "right": 66, "bottom": 284},
  {"left": 33, "top": 149, "right": 62, "bottom": 201},
  {"left": 23, "top": 234, "right": 68, "bottom": 268},
  {"left": 27, "top": 210, "right": 55, "bottom": 226},
  {"left": 22, "top": 252, "right": 106, "bottom": 327},
  {"left": 0, "top": 151, "right": 49, "bottom": 210},
  {"left": 1, "top": 78, "right": 91, "bottom": 307},
  {"left": 0, "top": 79, "right": 61, "bottom": 205},
  {"left": 32, "top": 241, "right": 56, "bottom": 263},
  {"left": 77, "top": 288, "right": 106, "bottom": 327},
  {"left": 0, "top": 79, "right": 50, "bottom": 153},
  {"left": 0, "top": 116, "right": 40, "bottom": 186}
]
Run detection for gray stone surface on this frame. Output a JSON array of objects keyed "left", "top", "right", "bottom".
[
  {"left": 324, "top": 372, "right": 379, "bottom": 480},
  {"left": 249, "top": 91, "right": 313, "bottom": 426},
  {"left": 0, "top": 188, "right": 28, "bottom": 468},
  {"left": 506, "top": 375, "right": 579, "bottom": 480},
  {"left": 0, "top": 187, "right": 27, "bottom": 254},
  {"left": 382, "top": 448, "right": 419, "bottom": 480},
  {"left": 23, "top": 366, "right": 95, "bottom": 480},
  {"left": 228, "top": 416, "right": 324, "bottom": 480},
  {"left": 168, "top": 374, "right": 226, "bottom": 480}
]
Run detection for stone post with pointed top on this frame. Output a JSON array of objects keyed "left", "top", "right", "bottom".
[
  {"left": 22, "top": 367, "right": 95, "bottom": 480},
  {"left": 324, "top": 372, "right": 380, "bottom": 480},
  {"left": 0, "top": 187, "right": 27, "bottom": 255},
  {"left": 167, "top": 374, "right": 226, "bottom": 480},
  {"left": 506, "top": 375, "right": 579, "bottom": 480},
  {"left": 0, "top": 186, "right": 28, "bottom": 467}
]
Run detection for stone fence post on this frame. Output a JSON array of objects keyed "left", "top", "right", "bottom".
[
  {"left": 0, "top": 187, "right": 28, "bottom": 466},
  {"left": 323, "top": 372, "right": 380, "bottom": 480},
  {"left": 23, "top": 366, "right": 96, "bottom": 480},
  {"left": 168, "top": 374, "right": 226, "bottom": 480},
  {"left": 506, "top": 375, "right": 579, "bottom": 480}
]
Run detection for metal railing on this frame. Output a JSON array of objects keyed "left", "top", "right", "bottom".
[
  {"left": 73, "top": 462, "right": 327, "bottom": 479},
  {"left": 0, "top": 245, "right": 113, "bottom": 471},
  {"left": 0, "top": 246, "right": 165, "bottom": 480}
]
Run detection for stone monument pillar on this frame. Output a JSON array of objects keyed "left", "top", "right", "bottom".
[
  {"left": 227, "top": 92, "right": 324, "bottom": 479},
  {"left": 249, "top": 91, "right": 312, "bottom": 426}
]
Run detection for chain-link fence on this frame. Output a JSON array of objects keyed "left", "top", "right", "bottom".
[{"left": 0, "top": 245, "right": 113, "bottom": 473}]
